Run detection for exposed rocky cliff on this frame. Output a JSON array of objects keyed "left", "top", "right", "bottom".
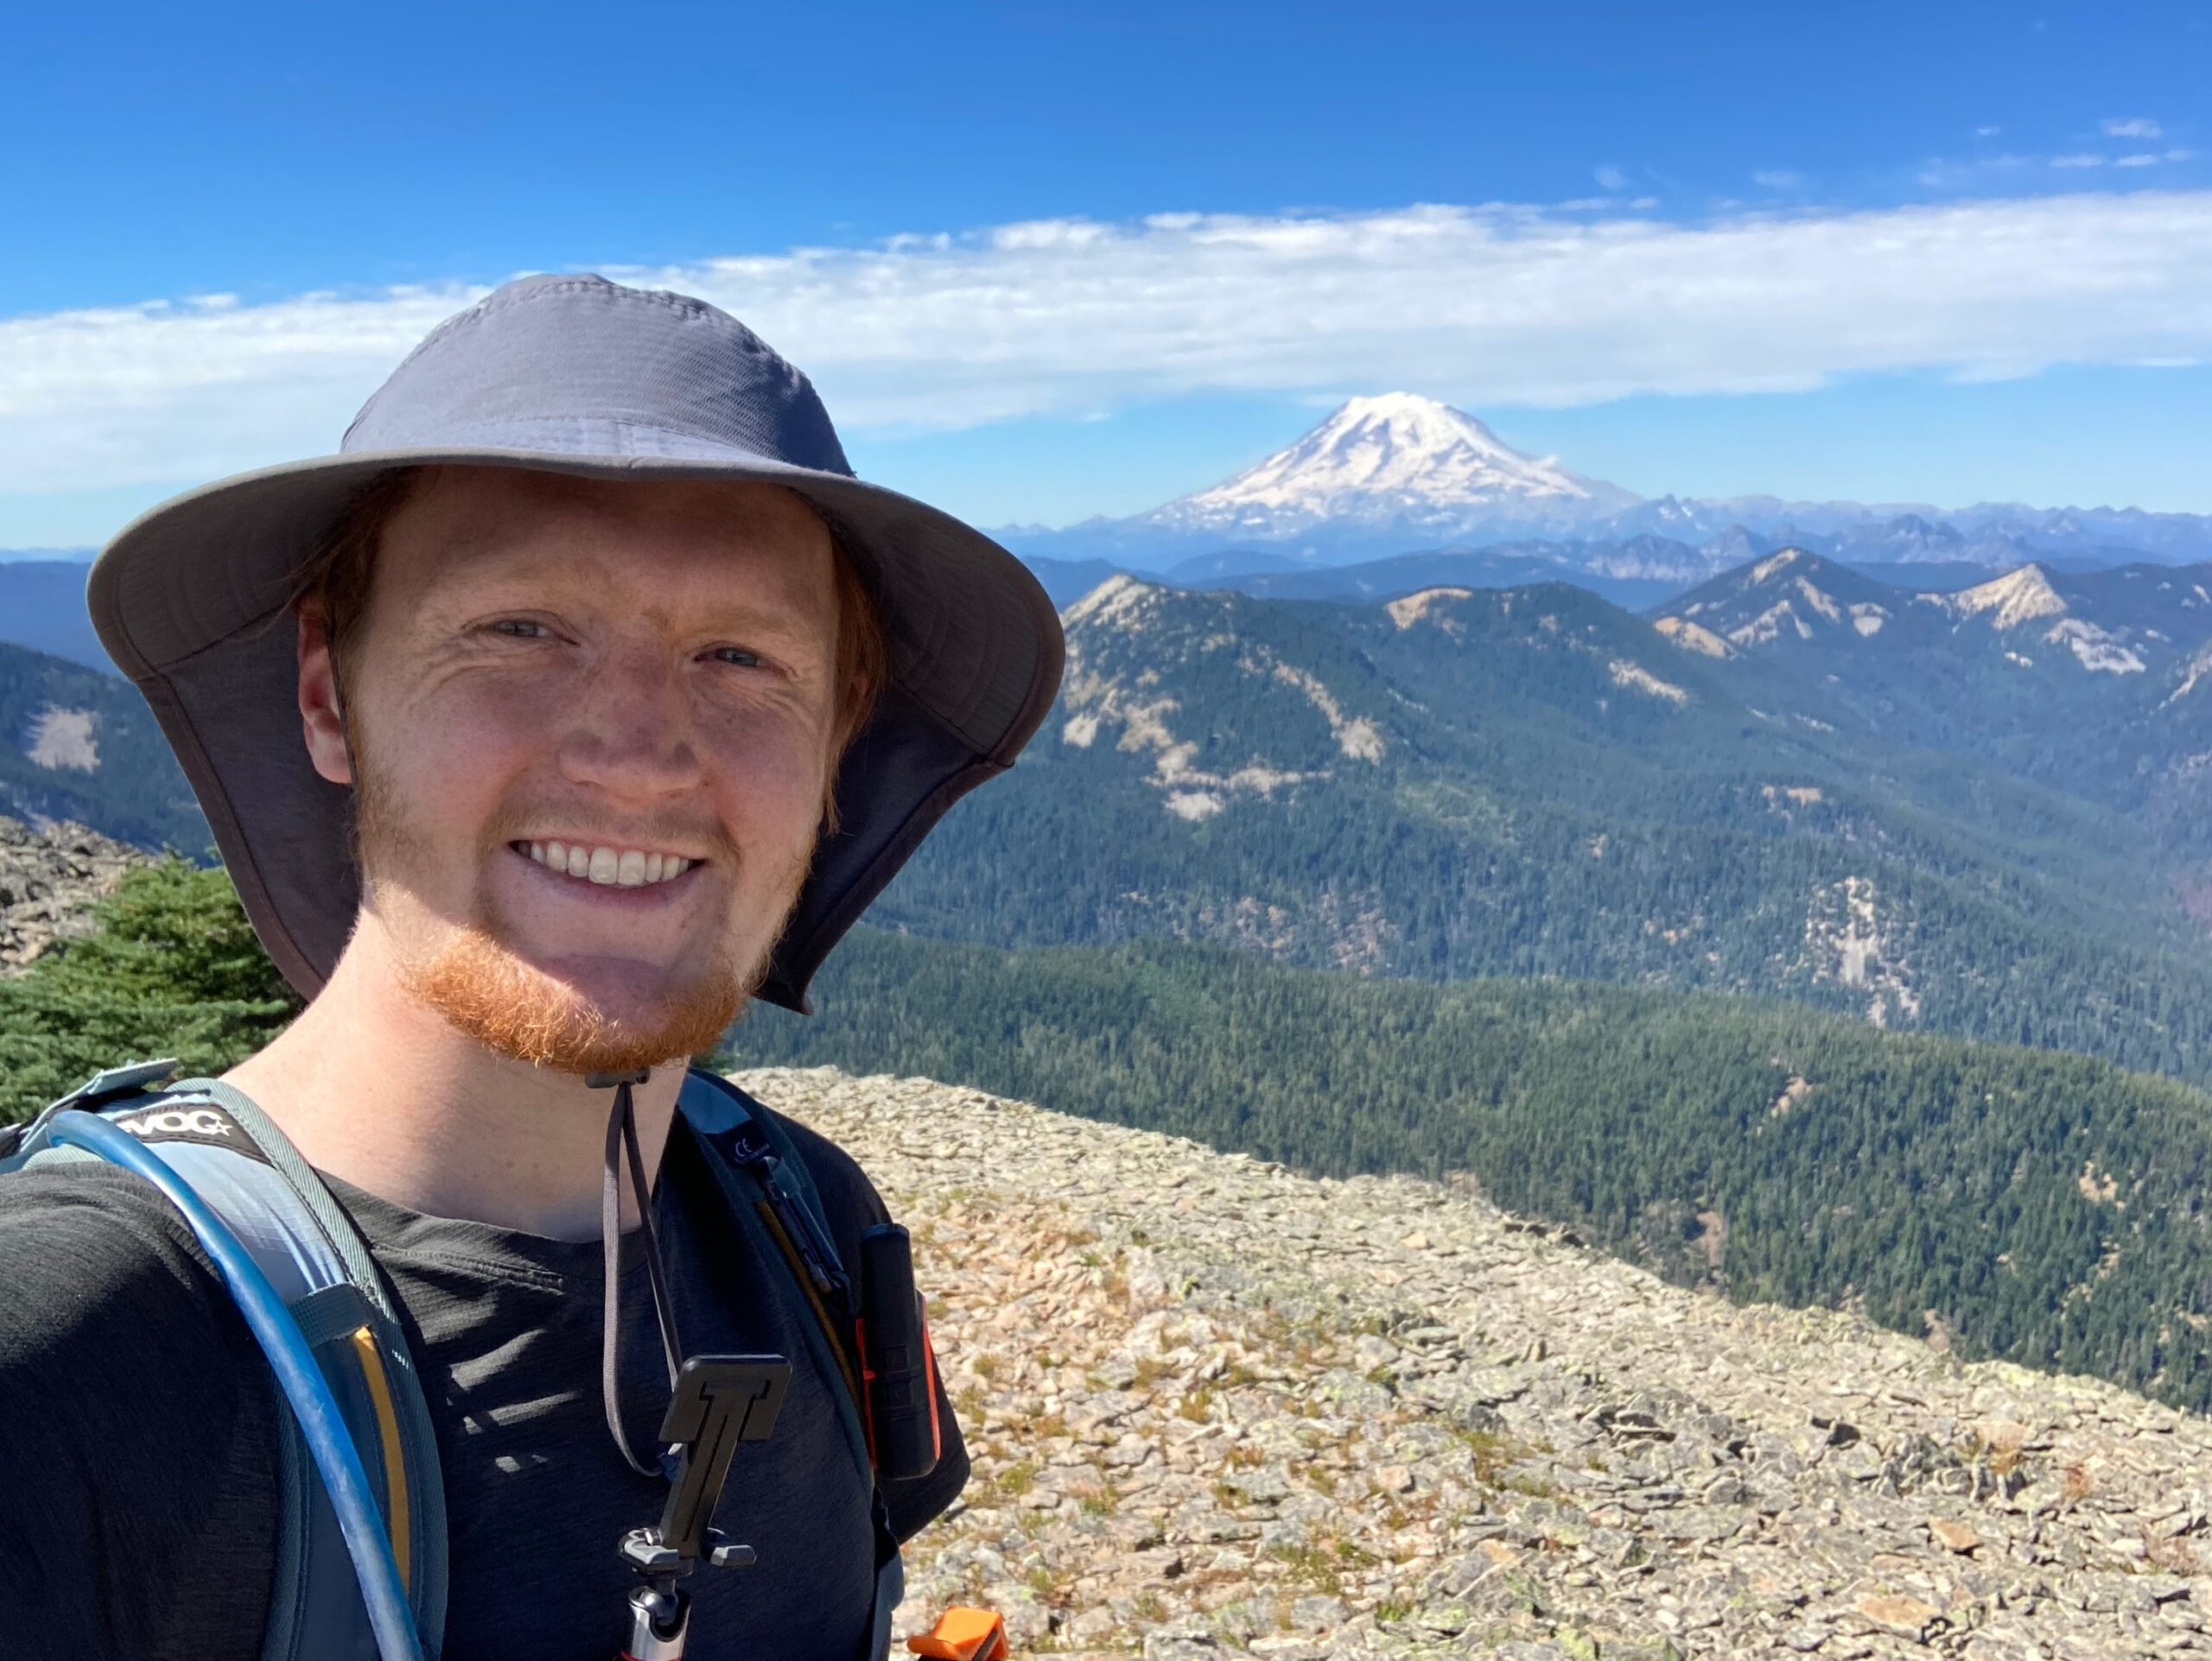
[
  {"left": 0, "top": 814, "right": 143, "bottom": 974},
  {"left": 738, "top": 1066, "right": 2209, "bottom": 1661}
]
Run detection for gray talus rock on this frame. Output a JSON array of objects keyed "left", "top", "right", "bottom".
[{"left": 736, "top": 1066, "right": 2212, "bottom": 1661}]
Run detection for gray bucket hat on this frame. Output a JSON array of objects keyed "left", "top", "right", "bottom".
[{"left": 88, "top": 273, "right": 1064, "bottom": 1014}]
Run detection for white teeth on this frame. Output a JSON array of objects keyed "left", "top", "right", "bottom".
[{"left": 527, "top": 842, "right": 694, "bottom": 885}]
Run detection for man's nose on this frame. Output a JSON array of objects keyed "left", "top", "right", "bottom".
[{"left": 556, "top": 643, "right": 704, "bottom": 797}]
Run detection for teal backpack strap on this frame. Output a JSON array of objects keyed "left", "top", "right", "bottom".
[{"left": 3, "top": 1067, "right": 448, "bottom": 1661}]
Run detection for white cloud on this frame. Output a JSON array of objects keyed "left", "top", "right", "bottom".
[
  {"left": 2104, "top": 118, "right": 2163, "bottom": 138},
  {"left": 6, "top": 192, "right": 2212, "bottom": 496},
  {"left": 2116, "top": 148, "right": 2196, "bottom": 168},
  {"left": 1593, "top": 164, "right": 1630, "bottom": 191},
  {"left": 1975, "top": 124, "right": 2002, "bottom": 137},
  {"left": 1751, "top": 169, "right": 1803, "bottom": 190}
]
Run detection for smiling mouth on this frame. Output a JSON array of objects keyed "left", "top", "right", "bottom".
[{"left": 512, "top": 839, "right": 698, "bottom": 888}]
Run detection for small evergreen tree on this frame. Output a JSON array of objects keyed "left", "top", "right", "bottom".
[{"left": 0, "top": 859, "right": 297, "bottom": 1122}]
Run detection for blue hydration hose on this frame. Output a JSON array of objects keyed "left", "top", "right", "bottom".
[{"left": 50, "top": 1111, "right": 427, "bottom": 1661}]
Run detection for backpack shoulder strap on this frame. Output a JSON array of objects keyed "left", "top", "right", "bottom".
[
  {"left": 678, "top": 1067, "right": 850, "bottom": 1291},
  {"left": 4, "top": 1066, "right": 447, "bottom": 1661},
  {"left": 677, "top": 1069, "right": 874, "bottom": 1452},
  {"left": 677, "top": 1070, "right": 911, "bottom": 1654},
  {"left": 677, "top": 1068, "right": 914, "bottom": 1658}
]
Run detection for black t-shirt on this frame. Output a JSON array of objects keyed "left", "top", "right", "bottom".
[{"left": 0, "top": 1106, "right": 966, "bottom": 1661}]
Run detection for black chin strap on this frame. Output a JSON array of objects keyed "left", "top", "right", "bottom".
[{"left": 594, "top": 1069, "right": 686, "bottom": 1478}]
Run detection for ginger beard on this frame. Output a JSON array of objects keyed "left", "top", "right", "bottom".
[{"left": 351, "top": 734, "right": 813, "bottom": 1075}]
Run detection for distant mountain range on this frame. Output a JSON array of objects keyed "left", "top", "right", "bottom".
[
  {"left": 1650, "top": 550, "right": 2212, "bottom": 857},
  {"left": 874, "top": 556, "right": 2212, "bottom": 1091},
  {"left": 0, "top": 559, "right": 106, "bottom": 671},
  {"left": 14, "top": 537, "right": 2212, "bottom": 1089},
  {"left": 999, "top": 392, "right": 2212, "bottom": 573}
]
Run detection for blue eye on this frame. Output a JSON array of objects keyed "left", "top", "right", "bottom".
[
  {"left": 491, "top": 620, "right": 547, "bottom": 639},
  {"left": 711, "top": 646, "right": 763, "bottom": 668}
]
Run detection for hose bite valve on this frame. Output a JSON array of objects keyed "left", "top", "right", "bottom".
[{"left": 616, "top": 1356, "right": 791, "bottom": 1661}]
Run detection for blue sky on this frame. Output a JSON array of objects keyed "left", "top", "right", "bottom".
[{"left": 3, "top": 0, "right": 2209, "bottom": 546}]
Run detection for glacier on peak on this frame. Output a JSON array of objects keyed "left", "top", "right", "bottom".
[{"left": 1136, "top": 393, "right": 1638, "bottom": 538}]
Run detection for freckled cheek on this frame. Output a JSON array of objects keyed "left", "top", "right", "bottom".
[
  {"left": 698, "top": 719, "right": 830, "bottom": 849},
  {"left": 383, "top": 681, "right": 549, "bottom": 823}
]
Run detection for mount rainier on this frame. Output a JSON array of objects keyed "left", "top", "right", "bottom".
[
  {"left": 1134, "top": 392, "right": 1638, "bottom": 543},
  {"left": 1001, "top": 393, "right": 2212, "bottom": 574}
]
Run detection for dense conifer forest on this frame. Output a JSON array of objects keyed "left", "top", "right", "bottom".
[{"left": 734, "top": 927, "right": 2212, "bottom": 1413}]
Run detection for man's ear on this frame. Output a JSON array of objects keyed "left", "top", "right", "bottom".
[{"left": 297, "top": 610, "right": 354, "bottom": 786}]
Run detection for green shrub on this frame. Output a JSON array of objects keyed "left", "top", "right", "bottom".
[{"left": 0, "top": 859, "right": 296, "bottom": 1123}]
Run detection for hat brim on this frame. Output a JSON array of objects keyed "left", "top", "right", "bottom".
[{"left": 89, "top": 443, "right": 1064, "bottom": 1015}]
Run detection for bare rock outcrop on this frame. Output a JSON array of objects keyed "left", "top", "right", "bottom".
[
  {"left": 0, "top": 815, "right": 144, "bottom": 975},
  {"left": 739, "top": 1066, "right": 2210, "bottom": 1661}
]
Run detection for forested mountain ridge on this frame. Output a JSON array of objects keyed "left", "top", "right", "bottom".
[
  {"left": 1662, "top": 549, "right": 2212, "bottom": 677},
  {"left": 878, "top": 567, "right": 2212, "bottom": 1085},
  {"left": 1652, "top": 551, "right": 2212, "bottom": 856},
  {"left": 16, "top": 547, "right": 2212, "bottom": 1085},
  {"left": 0, "top": 642, "right": 207, "bottom": 852}
]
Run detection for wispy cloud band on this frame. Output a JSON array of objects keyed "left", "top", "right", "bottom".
[{"left": 5, "top": 190, "right": 2212, "bottom": 497}]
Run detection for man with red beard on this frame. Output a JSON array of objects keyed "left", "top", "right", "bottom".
[{"left": 0, "top": 277, "right": 1063, "bottom": 1659}]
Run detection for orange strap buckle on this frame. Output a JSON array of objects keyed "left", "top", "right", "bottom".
[{"left": 906, "top": 1606, "right": 1009, "bottom": 1661}]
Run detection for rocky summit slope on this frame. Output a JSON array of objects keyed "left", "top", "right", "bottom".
[
  {"left": 737, "top": 1066, "right": 2211, "bottom": 1661},
  {"left": 0, "top": 814, "right": 143, "bottom": 973}
]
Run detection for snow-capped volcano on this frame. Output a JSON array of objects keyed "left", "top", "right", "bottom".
[{"left": 1136, "top": 394, "right": 1639, "bottom": 542}]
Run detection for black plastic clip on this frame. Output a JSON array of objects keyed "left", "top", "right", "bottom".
[{"left": 616, "top": 1356, "right": 790, "bottom": 1659}]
